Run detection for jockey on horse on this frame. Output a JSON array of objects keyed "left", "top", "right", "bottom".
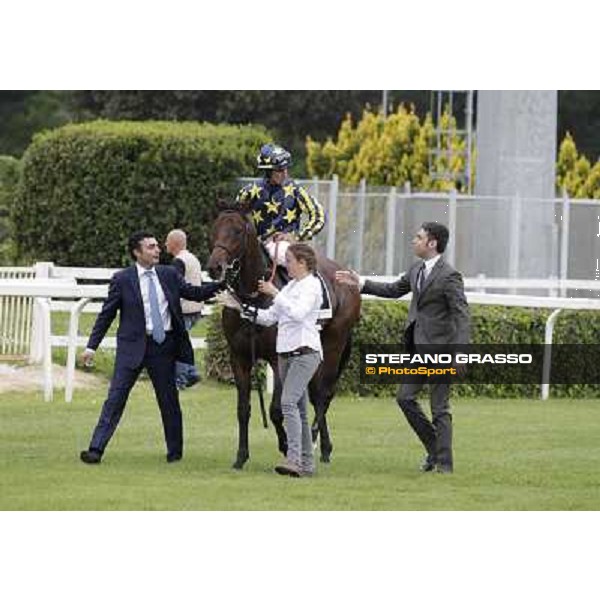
[{"left": 235, "top": 143, "right": 326, "bottom": 272}]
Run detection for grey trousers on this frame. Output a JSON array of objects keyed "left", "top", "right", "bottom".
[
  {"left": 396, "top": 376, "right": 453, "bottom": 469},
  {"left": 278, "top": 351, "right": 321, "bottom": 472}
]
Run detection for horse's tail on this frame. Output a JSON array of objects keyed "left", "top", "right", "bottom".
[{"left": 336, "top": 331, "right": 353, "bottom": 379}]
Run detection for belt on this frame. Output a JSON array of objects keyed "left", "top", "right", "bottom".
[
  {"left": 146, "top": 330, "right": 173, "bottom": 338},
  {"left": 279, "top": 346, "right": 316, "bottom": 358}
]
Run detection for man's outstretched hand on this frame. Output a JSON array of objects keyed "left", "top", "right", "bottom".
[{"left": 335, "top": 270, "right": 360, "bottom": 288}]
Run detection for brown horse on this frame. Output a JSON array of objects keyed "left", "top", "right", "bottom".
[{"left": 207, "top": 205, "right": 361, "bottom": 469}]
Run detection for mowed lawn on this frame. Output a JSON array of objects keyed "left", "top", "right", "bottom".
[{"left": 1, "top": 380, "right": 600, "bottom": 510}]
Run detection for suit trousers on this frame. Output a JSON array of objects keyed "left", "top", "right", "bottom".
[
  {"left": 396, "top": 375, "right": 453, "bottom": 469},
  {"left": 89, "top": 333, "right": 182, "bottom": 459}
]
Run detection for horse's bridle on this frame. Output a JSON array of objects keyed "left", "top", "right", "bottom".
[
  {"left": 213, "top": 213, "right": 269, "bottom": 298},
  {"left": 212, "top": 214, "right": 251, "bottom": 289}
]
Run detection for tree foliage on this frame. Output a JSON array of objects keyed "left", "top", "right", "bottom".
[
  {"left": 0, "top": 155, "right": 20, "bottom": 263},
  {"left": 556, "top": 132, "right": 600, "bottom": 198},
  {"left": 0, "top": 91, "right": 69, "bottom": 156},
  {"left": 306, "top": 104, "right": 470, "bottom": 191}
]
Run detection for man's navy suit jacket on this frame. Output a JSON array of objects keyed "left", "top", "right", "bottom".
[{"left": 87, "top": 264, "right": 221, "bottom": 368}]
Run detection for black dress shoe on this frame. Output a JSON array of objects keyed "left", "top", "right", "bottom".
[
  {"left": 80, "top": 449, "right": 102, "bottom": 464},
  {"left": 185, "top": 374, "right": 201, "bottom": 388},
  {"left": 166, "top": 454, "right": 182, "bottom": 463},
  {"left": 419, "top": 455, "right": 437, "bottom": 472}
]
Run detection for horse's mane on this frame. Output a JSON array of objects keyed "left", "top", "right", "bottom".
[
  {"left": 215, "top": 198, "right": 256, "bottom": 233},
  {"left": 217, "top": 198, "right": 246, "bottom": 214}
]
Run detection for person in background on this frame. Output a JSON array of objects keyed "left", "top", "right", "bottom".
[{"left": 166, "top": 229, "right": 203, "bottom": 390}]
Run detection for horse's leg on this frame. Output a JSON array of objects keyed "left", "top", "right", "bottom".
[
  {"left": 310, "top": 333, "right": 353, "bottom": 463},
  {"left": 268, "top": 359, "right": 287, "bottom": 457},
  {"left": 309, "top": 366, "right": 336, "bottom": 463},
  {"left": 231, "top": 357, "right": 252, "bottom": 470}
]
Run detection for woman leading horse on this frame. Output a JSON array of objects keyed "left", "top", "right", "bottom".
[{"left": 207, "top": 203, "right": 360, "bottom": 470}]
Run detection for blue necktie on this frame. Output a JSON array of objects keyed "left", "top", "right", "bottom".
[{"left": 145, "top": 271, "right": 166, "bottom": 344}]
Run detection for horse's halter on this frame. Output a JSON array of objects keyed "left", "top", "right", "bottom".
[{"left": 213, "top": 212, "right": 258, "bottom": 293}]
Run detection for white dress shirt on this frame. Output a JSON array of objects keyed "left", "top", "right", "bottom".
[
  {"left": 421, "top": 253, "right": 441, "bottom": 282},
  {"left": 255, "top": 274, "right": 323, "bottom": 358},
  {"left": 136, "top": 264, "right": 172, "bottom": 334}
]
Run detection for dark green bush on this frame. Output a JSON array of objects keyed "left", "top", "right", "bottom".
[
  {"left": 206, "top": 300, "right": 600, "bottom": 398},
  {"left": 0, "top": 155, "right": 20, "bottom": 264},
  {"left": 13, "top": 120, "right": 270, "bottom": 267}
]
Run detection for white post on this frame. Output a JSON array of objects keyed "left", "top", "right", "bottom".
[
  {"left": 355, "top": 178, "right": 366, "bottom": 272},
  {"left": 385, "top": 187, "right": 397, "bottom": 275},
  {"left": 541, "top": 309, "right": 562, "bottom": 400},
  {"left": 508, "top": 194, "right": 521, "bottom": 294},
  {"left": 447, "top": 188, "right": 457, "bottom": 266},
  {"left": 548, "top": 275, "right": 558, "bottom": 298},
  {"left": 30, "top": 262, "right": 53, "bottom": 363},
  {"left": 266, "top": 364, "right": 273, "bottom": 395},
  {"left": 65, "top": 298, "right": 91, "bottom": 403},
  {"left": 326, "top": 175, "right": 338, "bottom": 260},
  {"left": 559, "top": 188, "right": 570, "bottom": 298},
  {"left": 476, "top": 273, "right": 486, "bottom": 294},
  {"left": 34, "top": 298, "right": 53, "bottom": 402}
]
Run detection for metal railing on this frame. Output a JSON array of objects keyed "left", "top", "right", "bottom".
[{"left": 239, "top": 178, "right": 600, "bottom": 296}]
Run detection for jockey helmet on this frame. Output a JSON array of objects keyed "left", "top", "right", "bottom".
[{"left": 257, "top": 143, "right": 292, "bottom": 171}]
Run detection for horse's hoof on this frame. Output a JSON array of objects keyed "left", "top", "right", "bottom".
[
  {"left": 320, "top": 455, "right": 331, "bottom": 464},
  {"left": 232, "top": 456, "right": 248, "bottom": 470}
]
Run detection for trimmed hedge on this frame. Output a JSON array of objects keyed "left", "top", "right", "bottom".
[
  {"left": 13, "top": 120, "right": 270, "bottom": 267},
  {"left": 0, "top": 155, "right": 20, "bottom": 263},
  {"left": 205, "top": 301, "right": 600, "bottom": 398}
]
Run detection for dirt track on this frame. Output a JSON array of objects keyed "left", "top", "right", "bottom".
[{"left": 0, "top": 363, "right": 102, "bottom": 394}]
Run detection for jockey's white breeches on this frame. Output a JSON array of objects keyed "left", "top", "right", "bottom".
[{"left": 264, "top": 239, "right": 291, "bottom": 267}]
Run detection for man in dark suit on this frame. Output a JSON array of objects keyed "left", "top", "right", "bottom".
[
  {"left": 336, "top": 222, "right": 470, "bottom": 473},
  {"left": 79, "top": 231, "right": 223, "bottom": 465}
]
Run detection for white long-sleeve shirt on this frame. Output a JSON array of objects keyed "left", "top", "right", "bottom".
[
  {"left": 136, "top": 263, "right": 172, "bottom": 334},
  {"left": 255, "top": 274, "right": 323, "bottom": 358}
]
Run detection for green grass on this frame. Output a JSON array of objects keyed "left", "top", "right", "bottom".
[{"left": 1, "top": 381, "right": 600, "bottom": 510}]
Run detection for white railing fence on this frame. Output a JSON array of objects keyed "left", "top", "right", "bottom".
[
  {"left": 0, "top": 263, "right": 212, "bottom": 402},
  {"left": 0, "top": 266, "right": 36, "bottom": 357},
  {"left": 2, "top": 264, "right": 600, "bottom": 402}
]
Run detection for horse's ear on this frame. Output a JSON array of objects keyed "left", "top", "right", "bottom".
[{"left": 217, "top": 198, "right": 235, "bottom": 212}]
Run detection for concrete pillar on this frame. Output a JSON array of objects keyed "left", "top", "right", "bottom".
[{"left": 466, "top": 91, "right": 558, "bottom": 279}]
